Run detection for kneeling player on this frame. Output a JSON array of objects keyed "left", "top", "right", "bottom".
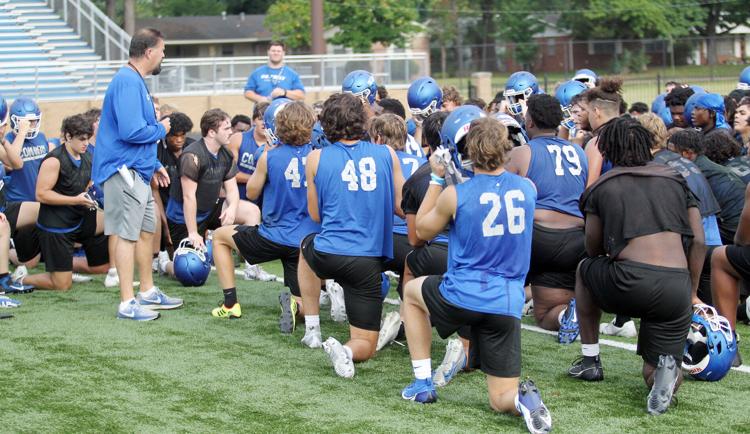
[
  {"left": 569, "top": 117, "right": 704, "bottom": 415},
  {"left": 211, "top": 102, "right": 320, "bottom": 332},
  {"left": 401, "top": 118, "right": 550, "bottom": 433},
  {"left": 23, "top": 115, "right": 109, "bottom": 290}
]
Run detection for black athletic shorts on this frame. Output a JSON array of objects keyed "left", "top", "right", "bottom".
[
  {"left": 168, "top": 198, "right": 224, "bottom": 244},
  {"left": 39, "top": 211, "right": 109, "bottom": 272},
  {"left": 528, "top": 224, "right": 586, "bottom": 291},
  {"left": 579, "top": 256, "right": 692, "bottom": 366},
  {"left": 233, "top": 225, "right": 301, "bottom": 296},
  {"left": 382, "top": 233, "right": 413, "bottom": 296},
  {"left": 406, "top": 242, "right": 448, "bottom": 277},
  {"left": 422, "top": 275, "right": 521, "bottom": 378},
  {"left": 301, "top": 233, "right": 384, "bottom": 331},
  {"left": 5, "top": 201, "right": 41, "bottom": 263}
]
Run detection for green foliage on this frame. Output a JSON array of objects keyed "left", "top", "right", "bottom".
[
  {"left": 612, "top": 48, "right": 649, "bottom": 74},
  {"left": 225, "top": 0, "right": 274, "bottom": 14},
  {"left": 264, "top": 0, "right": 313, "bottom": 50}
]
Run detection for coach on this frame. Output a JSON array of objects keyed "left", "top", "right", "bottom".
[
  {"left": 244, "top": 41, "right": 305, "bottom": 103},
  {"left": 93, "top": 28, "right": 183, "bottom": 321}
]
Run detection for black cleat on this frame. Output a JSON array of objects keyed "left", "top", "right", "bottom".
[
  {"left": 568, "top": 356, "right": 604, "bottom": 381},
  {"left": 647, "top": 355, "right": 679, "bottom": 416}
]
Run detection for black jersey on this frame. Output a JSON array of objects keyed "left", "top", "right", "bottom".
[
  {"left": 169, "top": 138, "right": 238, "bottom": 213},
  {"left": 37, "top": 146, "right": 92, "bottom": 231}
]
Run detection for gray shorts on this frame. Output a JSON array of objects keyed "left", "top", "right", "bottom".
[{"left": 102, "top": 170, "right": 156, "bottom": 241}]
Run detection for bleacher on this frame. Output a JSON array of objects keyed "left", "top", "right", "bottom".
[{"left": 0, "top": 0, "right": 112, "bottom": 100}]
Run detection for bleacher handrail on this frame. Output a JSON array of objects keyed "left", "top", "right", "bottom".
[{"left": 46, "top": 0, "right": 130, "bottom": 60}]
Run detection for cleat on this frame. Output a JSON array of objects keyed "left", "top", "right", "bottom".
[
  {"left": 157, "top": 251, "right": 172, "bottom": 276},
  {"left": 647, "top": 355, "right": 679, "bottom": 415},
  {"left": 244, "top": 263, "right": 277, "bottom": 282},
  {"left": 568, "top": 356, "right": 604, "bottom": 381},
  {"left": 116, "top": 299, "right": 160, "bottom": 321},
  {"left": 432, "top": 338, "right": 467, "bottom": 387},
  {"left": 376, "top": 311, "right": 402, "bottom": 351},
  {"left": 323, "top": 337, "right": 355, "bottom": 378},
  {"left": 136, "top": 287, "right": 183, "bottom": 310},
  {"left": 104, "top": 269, "right": 137, "bottom": 288},
  {"left": 401, "top": 378, "right": 438, "bottom": 403},
  {"left": 212, "top": 302, "right": 242, "bottom": 319},
  {"left": 11, "top": 265, "right": 27, "bottom": 282},
  {"left": 558, "top": 298, "right": 580, "bottom": 344},
  {"left": 0, "top": 275, "right": 33, "bottom": 294},
  {"left": 319, "top": 288, "right": 330, "bottom": 306},
  {"left": 326, "top": 280, "right": 347, "bottom": 322},
  {"left": 279, "top": 291, "right": 297, "bottom": 334},
  {"left": 72, "top": 273, "right": 93, "bottom": 283},
  {"left": 301, "top": 326, "right": 323, "bottom": 348},
  {"left": 599, "top": 318, "right": 637, "bottom": 338},
  {"left": 516, "top": 379, "right": 552, "bottom": 434},
  {"left": 522, "top": 299, "right": 534, "bottom": 317},
  {"left": 0, "top": 295, "right": 21, "bottom": 308}
]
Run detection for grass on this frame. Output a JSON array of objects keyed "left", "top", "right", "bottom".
[{"left": 2, "top": 261, "right": 750, "bottom": 433}]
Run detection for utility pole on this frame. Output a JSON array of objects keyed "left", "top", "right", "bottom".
[{"left": 311, "top": 0, "right": 325, "bottom": 54}]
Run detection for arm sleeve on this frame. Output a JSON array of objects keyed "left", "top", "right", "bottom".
[
  {"left": 114, "top": 79, "right": 166, "bottom": 145},
  {"left": 178, "top": 152, "right": 201, "bottom": 182}
]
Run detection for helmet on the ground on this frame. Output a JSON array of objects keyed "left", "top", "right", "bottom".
[
  {"left": 263, "top": 97, "right": 292, "bottom": 145},
  {"left": 173, "top": 239, "right": 211, "bottom": 287},
  {"left": 9, "top": 97, "right": 41, "bottom": 139},
  {"left": 573, "top": 68, "right": 598, "bottom": 88},
  {"left": 683, "top": 304, "right": 736, "bottom": 381},
  {"left": 205, "top": 231, "right": 214, "bottom": 266},
  {"left": 407, "top": 76, "right": 443, "bottom": 119},
  {"left": 503, "top": 71, "right": 539, "bottom": 115},
  {"left": 555, "top": 80, "right": 588, "bottom": 129},
  {"left": 342, "top": 70, "right": 377, "bottom": 105}
]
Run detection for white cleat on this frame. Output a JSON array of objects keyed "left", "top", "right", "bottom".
[
  {"left": 72, "top": 273, "right": 93, "bottom": 283},
  {"left": 11, "top": 265, "right": 28, "bottom": 282},
  {"left": 326, "top": 280, "right": 347, "bottom": 322},
  {"left": 104, "top": 269, "right": 139, "bottom": 288},
  {"left": 432, "top": 338, "right": 467, "bottom": 387},
  {"left": 376, "top": 311, "right": 402, "bottom": 351},
  {"left": 599, "top": 319, "right": 637, "bottom": 338},
  {"left": 243, "top": 263, "right": 277, "bottom": 282},
  {"left": 522, "top": 299, "right": 534, "bottom": 317},
  {"left": 301, "top": 326, "right": 323, "bottom": 348},
  {"left": 319, "top": 289, "right": 330, "bottom": 306},
  {"left": 323, "top": 337, "right": 355, "bottom": 379}
]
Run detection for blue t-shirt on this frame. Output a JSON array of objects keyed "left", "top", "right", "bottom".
[
  {"left": 237, "top": 128, "right": 263, "bottom": 200},
  {"left": 440, "top": 172, "right": 537, "bottom": 318},
  {"left": 244, "top": 65, "right": 305, "bottom": 97},
  {"left": 526, "top": 136, "right": 588, "bottom": 218},
  {"left": 92, "top": 66, "right": 166, "bottom": 185},
  {"left": 393, "top": 150, "right": 426, "bottom": 235},
  {"left": 314, "top": 141, "right": 395, "bottom": 258},
  {"left": 257, "top": 143, "right": 320, "bottom": 247},
  {"left": 4, "top": 131, "right": 49, "bottom": 202}
]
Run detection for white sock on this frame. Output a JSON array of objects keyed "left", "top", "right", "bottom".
[
  {"left": 582, "top": 343, "right": 600, "bottom": 357},
  {"left": 108, "top": 267, "right": 117, "bottom": 276},
  {"left": 159, "top": 260, "right": 171, "bottom": 274},
  {"left": 305, "top": 315, "right": 320, "bottom": 328},
  {"left": 412, "top": 358, "right": 431, "bottom": 380},
  {"left": 119, "top": 297, "right": 135, "bottom": 310},
  {"left": 514, "top": 392, "right": 521, "bottom": 413},
  {"left": 343, "top": 345, "right": 353, "bottom": 360},
  {"left": 558, "top": 309, "right": 566, "bottom": 326},
  {"left": 141, "top": 286, "right": 157, "bottom": 297}
]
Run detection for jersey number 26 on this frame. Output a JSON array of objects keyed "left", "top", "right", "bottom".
[{"left": 480, "top": 190, "right": 525, "bottom": 237}]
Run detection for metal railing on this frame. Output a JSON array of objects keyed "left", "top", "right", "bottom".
[
  {"left": 47, "top": 0, "right": 131, "bottom": 61},
  {"left": 0, "top": 52, "right": 430, "bottom": 101}
]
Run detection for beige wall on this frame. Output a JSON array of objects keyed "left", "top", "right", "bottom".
[{"left": 37, "top": 89, "right": 410, "bottom": 139}]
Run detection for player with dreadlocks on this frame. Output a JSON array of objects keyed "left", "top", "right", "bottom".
[{"left": 568, "top": 116, "right": 704, "bottom": 416}]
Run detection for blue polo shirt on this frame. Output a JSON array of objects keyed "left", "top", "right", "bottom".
[{"left": 244, "top": 65, "right": 305, "bottom": 97}]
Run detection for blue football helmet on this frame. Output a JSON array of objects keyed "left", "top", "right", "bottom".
[
  {"left": 440, "top": 105, "right": 486, "bottom": 172},
  {"left": 651, "top": 93, "right": 666, "bottom": 114},
  {"left": 9, "top": 97, "right": 41, "bottom": 139},
  {"left": 503, "top": 71, "right": 539, "bottom": 115},
  {"left": 683, "top": 304, "right": 736, "bottom": 382},
  {"left": 407, "top": 76, "right": 443, "bottom": 120},
  {"left": 380, "top": 272, "right": 390, "bottom": 300},
  {"left": 263, "top": 97, "right": 292, "bottom": 145},
  {"left": 0, "top": 95, "right": 7, "bottom": 128},
  {"left": 690, "top": 84, "right": 706, "bottom": 94},
  {"left": 342, "top": 70, "right": 377, "bottom": 105},
  {"left": 173, "top": 239, "right": 211, "bottom": 287},
  {"left": 555, "top": 80, "right": 588, "bottom": 129},
  {"left": 205, "top": 230, "right": 214, "bottom": 266},
  {"left": 406, "top": 118, "right": 417, "bottom": 137},
  {"left": 739, "top": 66, "right": 750, "bottom": 90},
  {"left": 657, "top": 106, "right": 673, "bottom": 128},
  {"left": 573, "top": 68, "right": 598, "bottom": 88}
]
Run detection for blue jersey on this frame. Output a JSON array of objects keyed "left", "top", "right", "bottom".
[
  {"left": 393, "top": 150, "right": 426, "bottom": 235},
  {"left": 0, "top": 164, "right": 6, "bottom": 211},
  {"left": 404, "top": 134, "right": 425, "bottom": 158},
  {"left": 258, "top": 143, "right": 320, "bottom": 247},
  {"left": 440, "top": 172, "right": 537, "bottom": 318},
  {"left": 314, "top": 141, "right": 395, "bottom": 258},
  {"left": 237, "top": 129, "right": 262, "bottom": 200},
  {"left": 5, "top": 132, "right": 49, "bottom": 202},
  {"left": 244, "top": 65, "right": 305, "bottom": 97},
  {"left": 526, "top": 136, "right": 587, "bottom": 217}
]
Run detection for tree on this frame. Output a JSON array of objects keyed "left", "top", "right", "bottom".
[
  {"left": 225, "top": 0, "right": 274, "bottom": 14},
  {"left": 694, "top": 1, "right": 750, "bottom": 65},
  {"left": 265, "top": 0, "right": 315, "bottom": 50}
]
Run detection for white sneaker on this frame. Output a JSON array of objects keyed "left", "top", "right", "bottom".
[
  {"left": 433, "top": 338, "right": 467, "bottom": 387},
  {"left": 243, "top": 263, "right": 277, "bottom": 282},
  {"left": 72, "top": 273, "right": 93, "bottom": 283},
  {"left": 599, "top": 319, "right": 637, "bottom": 338},
  {"left": 301, "top": 326, "right": 323, "bottom": 348},
  {"left": 323, "top": 337, "right": 355, "bottom": 378},
  {"left": 157, "top": 253, "right": 172, "bottom": 276},
  {"left": 319, "top": 289, "right": 330, "bottom": 306},
  {"left": 11, "top": 265, "right": 27, "bottom": 282},
  {"left": 326, "top": 280, "right": 347, "bottom": 322},
  {"left": 151, "top": 257, "right": 159, "bottom": 273},
  {"left": 104, "top": 269, "right": 119, "bottom": 288},
  {"left": 376, "top": 311, "right": 401, "bottom": 351}
]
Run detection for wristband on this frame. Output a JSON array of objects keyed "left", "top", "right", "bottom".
[{"left": 430, "top": 173, "right": 446, "bottom": 186}]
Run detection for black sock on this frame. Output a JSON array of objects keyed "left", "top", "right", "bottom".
[
  {"left": 614, "top": 314, "right": 631, "bottom": 327},
  {"left": 223, "top": 288, "right": 237, "bottom": 308},
  {"left": 583, "top": 355, "right": 600, "bottom": 364},
  {"left": 0, "top": 273, "right": 8, "bottom": 280}
]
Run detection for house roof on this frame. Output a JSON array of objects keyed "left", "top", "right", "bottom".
[{"left": 136, "top": 14, "right": 272, "bottom": 44}]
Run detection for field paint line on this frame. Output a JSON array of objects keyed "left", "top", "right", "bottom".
[{"left": 520, "top": 323, "right": 750, "bottom": 374}]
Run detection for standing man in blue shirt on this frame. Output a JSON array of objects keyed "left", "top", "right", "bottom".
[
  {"left": 93, "top": 28, "right": 182, "bottom": 321},
  {"left": 243, "top": 41, "right": 305, "bottom": 104}
]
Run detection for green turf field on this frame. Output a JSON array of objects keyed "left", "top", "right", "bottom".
[{"left": 2, "top": 261, "right": 749, "bottom": 433}]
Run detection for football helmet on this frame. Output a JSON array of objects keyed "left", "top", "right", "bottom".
[
  {"left": 738, "top": 66, "right": 750, "bottom": 90},
  {"left": 380, "top": 272, "right": 390, "bottom": 300},
  {"left": 173, "top": 239, "right": 211, "bottom": 287},
  {"left": 573, "top": 68, "right": 598, "bottom": 88},
  {"left": 440, "top": 105, "right": 486, "bottom": 174},
  {"left": 657, "top": 106, "right": 673, "bottom": 128},
  {"left": 263, "top": 97, "right": 292, "bottom": 145},
  {"left": 492, "top": 112, "right": 528, "bottom": 147},
  {"left": 651, "top": 93, "right": 666, "bottom": 114},
  {"left": 342, "top": 70, "right": 377, "bottom": 105},
  {"left": 555, "top": 80, "right": 588, "bottom": 129},
  {"left": 503, "top": 71, "right": 539, "bottom": 116},
  {"left": 690, "top": 84, "right": 706, "bottom": 94},
  {"left": 9, "top": 97, "right": 41, "bottom": 139},
  {"left": 683, "top": 304, "right": 736, "bottom": 381},
  {"left": 407, "top": 76, "right": 443, "bottom": 120},
  {"left": 205, "top": 231, "right": 214, "bottom": 266},
  {"left": 0, "top": 95, "right": 7, "bottom": 128}
]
